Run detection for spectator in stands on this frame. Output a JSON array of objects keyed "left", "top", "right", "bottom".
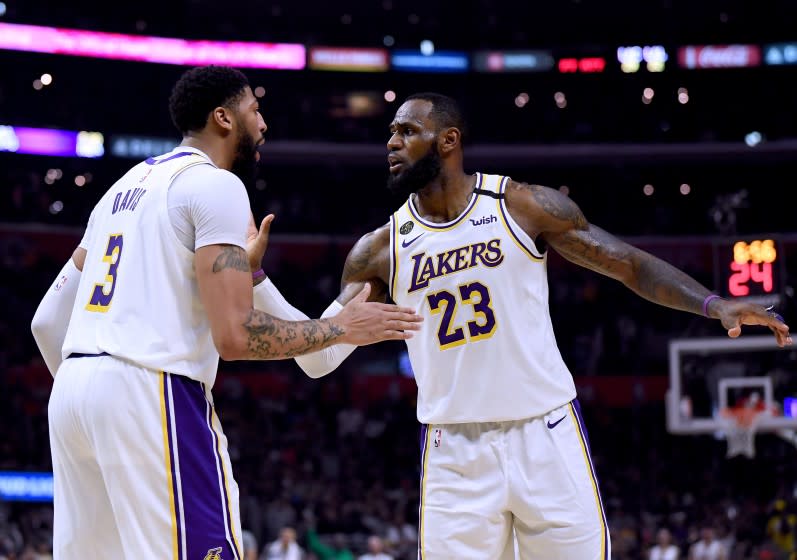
[
  {"left": 241, "top": 528, "right": 258, "bottom": 560},
  {"left": 689, "top": 526, "right": 727, "bottom": 560},
  {"left": 263, "top": 526, "right": 304, "bottom": 560},
  {"left": 306, "top": 528, "right": 353, "bottom": 560},
  {"left": 358, "top": 535, "right": 393, "bottom": 560},
  {"left": 649, "top": 527, "right": 680, "bottom": 560}
]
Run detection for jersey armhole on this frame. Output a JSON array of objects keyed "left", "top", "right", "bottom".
[{"left": 496, "top": 176, "right": 546, "bottom": 261}]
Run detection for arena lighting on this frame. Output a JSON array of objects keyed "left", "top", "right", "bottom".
[
  {"left": 0, "top": 125, "right": 104, "bottom": 157},
  {"left": 617, "top": 46, "right": 668, "bottom": 73},
  {"left": 0, "top": 22, "right": 306, "bottom": 69},
  {"left": 0, "top": 471, "right": 53, "bottom": 502}
]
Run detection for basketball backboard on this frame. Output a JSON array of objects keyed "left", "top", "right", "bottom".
[{"left": 666, "top": 335, "right": 797, "bottom": 435}]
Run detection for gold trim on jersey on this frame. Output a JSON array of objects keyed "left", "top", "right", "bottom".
[
  {"left": 495, "top": 176, "right": 545, "bottom": 262},
  {"left": 406, "top": 173, "right": 484, "bottom": 232},
  {"left": 168, "top": 155, "right": 214, "bottom": 183},
  {"left": 390, "top": 214, "right": 399, "bottom": 299}
]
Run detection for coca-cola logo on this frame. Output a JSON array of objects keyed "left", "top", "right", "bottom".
[{"left": 678, "top": 45, "right": 762, "bottom": 69}]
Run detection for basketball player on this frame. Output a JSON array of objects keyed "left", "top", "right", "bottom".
[
  {"left": 30, "top": 66, "right": 421, "bottom": 559},
  {"left": 250, "top": 93, "right": 791, "bottom": 559}
]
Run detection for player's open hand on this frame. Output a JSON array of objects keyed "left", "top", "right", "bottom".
[
  {"left": 334, "top": 284, "right": 423, "bottom": 345},
  {"left": 715, "top": 299, "right": 792, "bottom": 347},
  {"left": 246, "top": 213, "right": 274, "bottom": 272}
]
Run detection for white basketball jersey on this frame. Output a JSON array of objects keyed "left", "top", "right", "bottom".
[
  {"left": 389, "top": 173, "right": 576, "bottom": 424},
  {"left": 63, "top": 149, "right": 222, "bottom": 385}
]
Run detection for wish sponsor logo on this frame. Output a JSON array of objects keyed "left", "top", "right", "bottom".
[{"left": 470, "top": 215, "right": 497, "bottom": 227}]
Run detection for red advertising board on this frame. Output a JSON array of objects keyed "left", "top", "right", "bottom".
[{"left": 678, "top": 45, "right": 762, "bottom": 69}]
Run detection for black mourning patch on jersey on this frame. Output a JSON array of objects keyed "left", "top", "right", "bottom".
[{"left": 400, "top": 221, "right": 415, "bottom": 235}]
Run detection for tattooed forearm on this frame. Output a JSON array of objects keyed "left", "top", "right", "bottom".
[
  {"left": 212, "top": 245, "right": 250, "bottom": 273},
  {"left": 241, "top": 309, "right": 345, "bottom": 359},
  {"left": 632, "top": 255, "right": 709, "bottom": 314}
]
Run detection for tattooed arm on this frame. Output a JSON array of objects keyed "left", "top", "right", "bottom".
[
  {"left": 195, "top": 242, "right": 421, "bottom": 361},
  {"left": 504, "top": 181, "right": 791, "bottom": 346}
]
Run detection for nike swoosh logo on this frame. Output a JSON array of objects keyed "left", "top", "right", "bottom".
[
  {"left": 402, "top": 233, "right": 424, "bottom": 248},
  {"left": 547, "top": 415, "right": 566, "bottom": 429}
]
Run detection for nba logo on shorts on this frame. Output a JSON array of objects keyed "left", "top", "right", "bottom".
[
  {"left": 54, "top": 275, "right": 68, "bottom": 291},
  {"left": 433, "top": 429, "right": 442, "bottom": 447}
]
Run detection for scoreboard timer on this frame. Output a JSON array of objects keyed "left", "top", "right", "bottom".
[{"left": 721, "top": 239, "right": 781, "bottom": 298}]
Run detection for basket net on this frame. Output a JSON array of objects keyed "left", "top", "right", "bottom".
[{"left": 719, "top": 405, "right": 771, "bottom": 459}]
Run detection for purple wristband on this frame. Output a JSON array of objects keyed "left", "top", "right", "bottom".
[
  {"left": 252, "top": 269, "right": 265, "bottom": 281},
  {"left": 702, "top": 294, "right": 722, "bottom": 317}
]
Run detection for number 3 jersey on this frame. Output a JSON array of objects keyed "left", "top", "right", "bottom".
[
  {"left": 62, "top": 148, "right": 241, "bottom": 386},
  {"left": 389, "top": 173, "right": 576, "bottom": 424}
]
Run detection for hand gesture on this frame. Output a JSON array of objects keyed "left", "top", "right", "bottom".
[
  {"left": 246, "top": 213, "right": 274, "bottom": 273},
  {"left": 714, "top": 299, "right": 792, "bottom": 347},
  {"left": 333, "top": 284, "right": 423, "bottom": 345}
]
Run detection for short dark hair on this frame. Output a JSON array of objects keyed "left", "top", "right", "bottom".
[
  {"left": 404, "top": 92, "right": 467, "bottom": 144},
  {"left": 168, "top": 65, "right": 250, "bottom": 135}
]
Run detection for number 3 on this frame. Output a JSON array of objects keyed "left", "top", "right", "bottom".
[
  {"left": 85, "top": 234, "right": 124, "bottom": 312},
  {"left": 426, "top": 281, "right": 497, "bottom": 350}
]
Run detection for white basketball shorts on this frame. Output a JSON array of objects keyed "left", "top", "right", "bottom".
[
  {"left": 418, "top": 400, "right": 610, "bottom": 559},
  {"left": 48, "top": 354, "right": 242, "bottom": 560}
]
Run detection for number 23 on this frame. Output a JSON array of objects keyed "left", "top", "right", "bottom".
[{"left": 426, "top": 281, "right": 497, "bottom": 349}]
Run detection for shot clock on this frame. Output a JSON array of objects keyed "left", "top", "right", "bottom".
[{"left": 720, "top": 238, "right": 783, "bottom": 298}]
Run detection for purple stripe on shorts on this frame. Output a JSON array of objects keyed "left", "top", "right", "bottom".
[
  {"left": 163, "top": 374, "right": 184, "bottom": 560},
  {"left": 169, "top": 375, "right": 239, "bottom": 560},
  {"left": 418, "top": 423, "right": 429, "bottom": 560},
  {"left": 571, "top": 399, "right": 610, "bottom": 560}
]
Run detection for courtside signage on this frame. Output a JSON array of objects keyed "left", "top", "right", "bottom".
[
  {"left": 677, "top": 45, "right": 761, "bottom": 69},
  {"left": 309, "top": 47, "right": 389, "bottom": 71},
  {"left": 0, "top": 125, "right": 104, "bottom": 157},
  {"left": 0, "top": 472, "right": 53, "bottom": 502},
  {"left": 391, "top": 50, "right": 469, "bottom": 73},
  {"left": 473, "top": 50, "right": 555, "bottom": 72}
]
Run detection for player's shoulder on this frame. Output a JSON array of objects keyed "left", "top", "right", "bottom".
[
  {"left": 343, "top": 222, "right": 391, "bottom": 279},
  {"left": 352, "top": 222, "right": 391, "bottom": 255}
]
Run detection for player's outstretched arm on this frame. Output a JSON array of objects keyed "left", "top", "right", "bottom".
[
  {"left": 31, "top": 246, "right": 87, "bottom": 375},
  {"left": 196, "top": 242, "right": 421, "bottom": 361},
  {"left": 505, "top": 181, "right": 791, "bottom": 347}
]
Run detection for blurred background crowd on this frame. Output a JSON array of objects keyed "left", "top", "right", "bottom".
[{"left": 2, "top": 0, "right": 797, "bottom": 558}]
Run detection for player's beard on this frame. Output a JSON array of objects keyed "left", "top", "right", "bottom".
[
  {"left": 230, "top": 128, "right": 259, "bottom": 187},
  {"left": 386, "top": 144, "right": 442, "bottom": 198}
]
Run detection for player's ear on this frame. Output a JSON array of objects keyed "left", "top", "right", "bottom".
[
  {"left": 439, "top": 126, "right": 461, "bottom": 154},
  {"left": 210, "top": 106, "right": 234, "bottom": 132}
]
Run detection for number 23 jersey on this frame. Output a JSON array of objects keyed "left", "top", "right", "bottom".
[{"left": 389, "top": 173, "right": 576, "bottom": 424}]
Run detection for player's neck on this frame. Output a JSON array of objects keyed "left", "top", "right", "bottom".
[
  {"left": 180, "top": 136, "right": 233, "bottom": 171},
  {"left": 414, "top": 172, "right": 477, "bottom": 223}
]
